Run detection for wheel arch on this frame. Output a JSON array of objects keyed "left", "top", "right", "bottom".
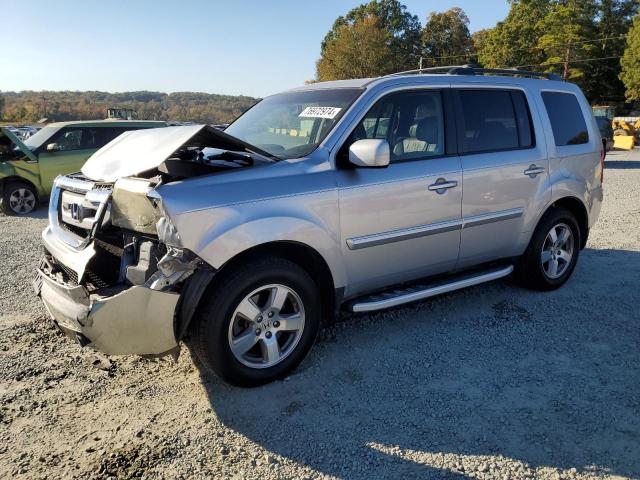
[
  {"left": 540, "top": 196, "right": 589, "bottom": 249},
  {"left": 0, "top": 176, "right": 40, "bottom": 200},
  {"left": 178, "top": 240, "right": 340, "bottom": 341}
]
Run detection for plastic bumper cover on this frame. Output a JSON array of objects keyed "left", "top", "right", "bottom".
[{"left": 34, "top": 268, "right": 179, "bottom": 356}]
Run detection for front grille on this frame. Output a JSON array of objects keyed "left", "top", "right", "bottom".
[
  {"left": 40, "top": 254, "right": 78, "bottom": 287},
  {"left": 84, "top": 269, "right": 110, "bottom": 290}
]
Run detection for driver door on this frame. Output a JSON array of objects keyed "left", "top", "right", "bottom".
[
  {"left": 37, "top": 127, "right": 99, "bottom": 194},
  {"left": 335, "top": 88, "right": 462, "bottom": 297}
]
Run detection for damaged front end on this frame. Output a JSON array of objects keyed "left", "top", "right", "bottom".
[
  {"left": 34, "top": 174, "right": 209, "bottom": 356},
  {"left": 35, "top": 125, "right": 274, "bottom": 356}
]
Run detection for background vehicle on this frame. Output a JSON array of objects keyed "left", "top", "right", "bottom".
[
  {"left": 595, "top": 116, "right": 614, "bottom": 151},
  {"left": 35, "top": 67, "right": 603, "bottom": 387},
  {"left": 0, "top": 120, "right": 167, "bottom": 215}
]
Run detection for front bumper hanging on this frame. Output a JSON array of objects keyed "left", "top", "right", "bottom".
[{"left": 34, "top": 265, "right": 180, "bottom": 356}]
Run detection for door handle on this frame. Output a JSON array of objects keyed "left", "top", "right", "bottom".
[
  {"left": 427, "top": 178, "right": 458, "bottom": 193},
  {"left": 524, "top": 164, "right": 545, "bottom": 178}
]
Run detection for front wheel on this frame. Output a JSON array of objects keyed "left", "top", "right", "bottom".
[
  {"left": 516, "top": 207, "right": 580, "bottom": 291},
  {"left": 190, "top": 257, "right": 321, "bottom": 387},
  {"left": 0, "top": 181, "right": 38, "bottom": 216}
]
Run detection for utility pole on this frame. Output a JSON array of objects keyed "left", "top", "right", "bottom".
[
  {"left": 419, "top": 56, "right": 423, "bottom": 70},
  {"left": 562, "top": 45, "right": 571, "bottom": 81}
]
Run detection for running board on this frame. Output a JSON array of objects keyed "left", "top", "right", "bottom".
[{"left": 349, "top": 265, "right": 514, "bottom": 313}]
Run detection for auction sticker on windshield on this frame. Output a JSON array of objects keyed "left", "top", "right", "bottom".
[{"left": 299, "top": 107, "right": 342, "bottom": 119}]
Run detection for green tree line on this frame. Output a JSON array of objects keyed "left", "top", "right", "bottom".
[
  {"left": 0, "top": 90, "right": 258, "bottom": 124},
  {"left": 317, "top": 0, "right": 640, "bottom": 104}
]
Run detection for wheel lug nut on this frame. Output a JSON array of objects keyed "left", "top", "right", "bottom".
[
  {"left": 255, "top": 328, "right": 261, "bottom": 336},
  {"left": 273, "top": 321, "right": 280, "bottom": 328},
  {"left": 257, "top": 315, "right": 263, "bottom": 322},
  {"left": 265, "top": 331, "right": 272, "bottom": 339},
  {"left": 268, "top": 311, "right": 274, "bottom": 318}
]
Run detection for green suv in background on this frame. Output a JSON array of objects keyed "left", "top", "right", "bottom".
[{"left": 0, "top": 120, "right": 167, "bottom": 215}]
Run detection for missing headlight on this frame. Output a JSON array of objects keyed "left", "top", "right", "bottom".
[{"left": 111, "top": 177, "right": 162, "bottom": 234}]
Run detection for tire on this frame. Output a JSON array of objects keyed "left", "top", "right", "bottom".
[
  {"left": 0, "top": 181, "right": 38, "bottom": 216},
  {"left": 190, "top": 257, "right": 321, "bottom": 387},
  {"left": 516, "top": 207, "right": 580, "bottom": 291}
]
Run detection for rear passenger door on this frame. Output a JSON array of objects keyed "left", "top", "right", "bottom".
[
  {"left": 336, "top": 88, "right": 463, "bottom": 296},
  {"left": 454, "top": 87, "right": 551, "bottom": 269}
]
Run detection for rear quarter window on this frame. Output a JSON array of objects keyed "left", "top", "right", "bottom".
[{"left": 541, "top": 92, "right": 589, "bottom": 146}]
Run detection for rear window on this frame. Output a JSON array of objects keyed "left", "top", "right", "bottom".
[
  {"left": 541, "top": 92, "right": 588, "bottom": 146},
  {"left": 455, "top": 89, "right": 534, "bottom": 154}
]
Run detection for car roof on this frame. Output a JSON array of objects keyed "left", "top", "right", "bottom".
[
  {"left": 287, "top": 73, "right": 575, "bottom": 94},
  {"left": 44, "top": 119, "right": 167, "bottom": 128}
]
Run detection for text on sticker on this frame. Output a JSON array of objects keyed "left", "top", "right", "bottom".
[{"left": 299, "top": 107, "right": 342, "bottom": 119}]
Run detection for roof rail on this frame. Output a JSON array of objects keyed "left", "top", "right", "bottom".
[{"left": 386, "top": 64, "right": 562, "bottom": 81}]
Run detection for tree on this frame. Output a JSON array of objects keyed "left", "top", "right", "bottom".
[
  {"left": 621, "top": 14, "right": 640, "bottom": 101},
  {"left": 536, "top": 0, "right": 597, "bottom": 81},
  {"left": 320, "top": 0, "right": 421, "bottom": 72},
  {"left": 585, "top": 0, "right": 638, "bottom": 102},
  {"left": 0, "top": 90, "right": 258, "bottom": 124},
  {"left": 421, "top": 8, "right": 473, "bottom": 67},
  {"left": 316, "top": 15, "right": 394, "bottom": 81},
  {"left": 471, "top": 29, "right": 491, "bottom": 57},
  {"left": 0, "top": 94, "right": 4, "bottom": 120},
  {"left": 478, "top": 0, "right": 551, "bottom": 69}
]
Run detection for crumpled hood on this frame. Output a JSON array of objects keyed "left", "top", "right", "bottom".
[
  {"left": 0, "top": 127, "right": 37, "bottom": 162},
  {"left": 81, "top": 124, "right": 270, "bottom": 182}
]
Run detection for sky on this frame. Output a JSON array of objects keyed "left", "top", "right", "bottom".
[{"left": 0, "top": 0, "right": 509, "bottom": 98}]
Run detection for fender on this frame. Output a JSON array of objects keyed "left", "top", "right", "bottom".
[
  {"left": 517, "top": 178, "right": 592, "bottom": 252},
  {"left": 170, "top": 206, "right": 348, "bottom": 290},
  {"left": 0, "top": 162, "right": 44, "bottom": 197}
]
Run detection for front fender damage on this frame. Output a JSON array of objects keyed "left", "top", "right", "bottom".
[{"left": 37, "top": 182, "right": 216, "bottom": 358}]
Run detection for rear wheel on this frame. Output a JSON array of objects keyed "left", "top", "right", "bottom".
[
  {"left": 516, "top": 207, "right": 580, "bottom": 291},
  {"left": 0, "top": 181, "right": 38, "bottom": 215},
  {"left": 190, "top": 257, "right": 321, "bottom": 387}
]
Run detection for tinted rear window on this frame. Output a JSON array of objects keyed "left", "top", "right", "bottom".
[
  {"left": 456, "top": 90, "right": 533, "bottom": 154},
  {"left": 541, "top": 92, "right": 588, "bottom": 146}
]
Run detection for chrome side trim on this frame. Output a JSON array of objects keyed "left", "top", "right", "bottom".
[
  {"left": 462, "top": 207, "right": 524, "bottom": 229},
  {"left": 346, "top": 208, "right": 523, "bottom": 250},
  {"left": 346, "top": 218, "right": 462, "bottom": 250},
  {"left": 351, "top": 265, "right": 514, "bottom": 312}
]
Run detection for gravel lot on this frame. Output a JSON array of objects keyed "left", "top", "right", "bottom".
[{"left": 1, "top": 150, "right": 639, "bottom": 480}]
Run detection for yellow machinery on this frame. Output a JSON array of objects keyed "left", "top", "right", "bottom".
[{"left": 612, "top": 117, "right": 640, "bottom": 150}]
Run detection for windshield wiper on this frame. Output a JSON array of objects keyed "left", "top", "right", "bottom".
[{"left": 204, "top": 150, "right": 253, "bottom": 166}]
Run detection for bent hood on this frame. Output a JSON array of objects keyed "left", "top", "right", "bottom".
[
  {"left": 0, "top": 127, "right": 37, "bottom": 162},
  {"left": 81, "top": 124, "right": 272, "bottom": 182}
]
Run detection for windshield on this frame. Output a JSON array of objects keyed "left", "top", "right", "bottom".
[
  {"left": 224, "top": 88, "right": 362, "bottom": 159},
  {"left": 23, "top": 125, "right": 62, "bottom": 150}
]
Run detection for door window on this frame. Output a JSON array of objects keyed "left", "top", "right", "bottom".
[
  {"left": 51, "top": 128, "right": 98, "bottom": 151},
  {"left": 455, "top": 89, "right": 535, "bottom": 154},
  {"left": 541, "top": 91, "right": 588, "bottom": 146},
  {"left": 94, "top": 127, "right": 135, "bottom": 146},
  {"left": 342, "top": 90, "right": 445, "bottom": 163}
]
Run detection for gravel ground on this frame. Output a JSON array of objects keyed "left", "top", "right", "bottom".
[{"left": 1, "top": 150, "right": 639, "bottom": 480}]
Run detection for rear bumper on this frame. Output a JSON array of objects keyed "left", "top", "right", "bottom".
[{"left": 34, "top": 266, "right": 180, "bottom": 356}]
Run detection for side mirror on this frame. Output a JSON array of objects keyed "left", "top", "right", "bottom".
[
  {"left": 46, "top": 143, "right": 59, "bottom": 152},
  {"left": 348, "top": 139, "right": 390, "bottom": 168}
]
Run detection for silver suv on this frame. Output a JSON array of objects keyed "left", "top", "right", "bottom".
[{"left": 35, "top": 67, "right": 604, "bottom": 386}]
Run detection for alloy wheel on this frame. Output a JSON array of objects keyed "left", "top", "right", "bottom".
[
  {"left": 541, "top": 223, "right": 574, "bottom": 279},
  {"left": 9, "top": 188, "right": 36, "bottom": 214},
  {"left": 227, "top": 284, "right": 306, "bottom": 369}
]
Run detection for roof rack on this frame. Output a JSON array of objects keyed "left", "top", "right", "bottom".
[{"left": 387, "top": 64, "right": 562, "bottom": 81}]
